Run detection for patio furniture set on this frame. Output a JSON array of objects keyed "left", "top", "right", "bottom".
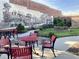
[{"left": 0, "top": 29, "right": 57, "bottom": 59}]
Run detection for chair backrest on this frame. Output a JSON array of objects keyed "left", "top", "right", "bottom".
[
  {"left": 0, "top": 36, "right": 11, "bottom": 56},
  {"left": 0, "top": 36, "right": 10, "bottom": 46},
  {"left": 50, "top": 35, "right": 56, "bottom": 42},
  {"left": 11, "top": 46, "right": 32, "bottom": 59},
  {"left": 12, "top": 29, "right": 17, "bottom": 35},
  {"left": 50, "top": 35, "right": 57, "bottom": 47},
  {"left": 30, "top": 33, "right": 38, "bottom": 40}
]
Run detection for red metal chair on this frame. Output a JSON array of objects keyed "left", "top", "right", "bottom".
[
  {"left": 11, "top": 46, "right": 32, "bottom": 59},
  {"left": 0, "top": 36, "right": 11, "bottom": 59},
  {"left": 43, "top": 35, "right": 56, "bottom": 44},
  {"left": 12, "top": 29, "right": 18, "bottom": 38},
  {"left": 42, "top": 35, "right": 57, "bottom": 57}
]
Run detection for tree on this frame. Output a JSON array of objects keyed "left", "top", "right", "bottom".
[
  {"left": 3, "top": 3, "right": 11, "bottom": 10},
  {"left": 3, "top": 3, "right": 11, "bottom": 22},
  {"left": 53, "top": 17, "right": 64, "bottom": 26},
  {"left": 53, "top": 17, "right": 72, "bottom": 27},
  {"left": 16, "top": 24, "right": 26, "bottom": 33}
]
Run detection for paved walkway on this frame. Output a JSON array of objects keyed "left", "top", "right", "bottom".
[
  {"left": 33, "top": 36, "right": 79, "bottom": 59},
  {"left": 55, "top": 36, "right": 79, "bottom": 51}
]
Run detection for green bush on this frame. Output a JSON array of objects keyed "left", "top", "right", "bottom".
[
  {"left": 39, "top": 24, "right": 53, "bottom": 30},
  {"left": 53, "top": 17, "right": 72, "bottom": 27},
  {"left": 49, "top": 32, "right": 54, "bottom": 38},
  {"left": 16, "top": 24, "right": 26, "bottom": 33},
  {"left": 28, "top": 26, "right": 36, "bottom": 30}
]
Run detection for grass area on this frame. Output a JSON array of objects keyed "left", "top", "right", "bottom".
[{"left": 39, "top": 28, "right": 79, "bottom": 38}]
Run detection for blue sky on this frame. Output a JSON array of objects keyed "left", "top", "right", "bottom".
[{"left": 32, "top": 0, "right": 79, "bottom": 16}]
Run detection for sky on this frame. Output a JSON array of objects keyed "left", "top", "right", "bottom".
[{"left": 32, "top": 0, "right": 79, "bottom": 16}]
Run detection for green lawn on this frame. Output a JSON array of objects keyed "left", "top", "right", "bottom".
[{"left": 39, "top": 28, "right": 79, "bottom": 38}]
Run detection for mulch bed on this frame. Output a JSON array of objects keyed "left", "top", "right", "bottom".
[{"left": 67, "top": 43, "right": 79, "bottom": 56}]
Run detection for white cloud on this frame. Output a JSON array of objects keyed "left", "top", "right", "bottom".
[
  {"left": 63, "top": 10, "right": 79, "bottom": 16},
  {"left": 32, "top": 0, "right": 79, "bottom": 16},
  {"left": 32, "top": 0, "right": 59, "bottom": 10}
]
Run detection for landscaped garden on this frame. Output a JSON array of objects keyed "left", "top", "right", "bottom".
[
  {"left": 38, "top": 16, "right": 79, "bottom": 38},
  {"left": 39, "top": 28, "right": 79, "bottom": 38},
  {"left": 15, "top": 16, "right": 79, "bottom": 38}
]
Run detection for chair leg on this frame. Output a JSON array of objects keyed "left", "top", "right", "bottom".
[
  {"left": 10, "top": 53, "right": 12, "bottom": 59},
  {"left": 33, "top": 43, "right": 35, "bottom": 52},
  {"left": 51, "top": 49, "right": 56, "bottom": 57},
  {"left": 12, "top": 34, "right": 15, "bottom": 39},
  {"left": 36, "top": 40, "right": 38, "bottom": 46},
  {"left": 7, "top": 54, "right": 9, "bottom": 59},
  {"left": 42, "top": 47, "right": 44, "bottom": 57},
  {"left": 25, "top": 42, "right": 27, "bottom": 46}
]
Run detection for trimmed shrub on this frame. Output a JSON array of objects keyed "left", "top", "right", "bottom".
[
  {"left": 16, "top": 24, "right": 26, "bottom": 33},
  {"left": 39, "top": 24, "right": 53, "bottom": 30}
]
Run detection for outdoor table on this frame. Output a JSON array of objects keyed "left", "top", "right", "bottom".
[
  {"left": 0, "top": 48, "right": 9, "bottom": 59},
  {"left": 0, "top": 44, "right": 18, "bottom": 59},
  {"left": 19, "top": 35, "right": 39, "bottom": 55},
  {"left": 3, "top": 45, "right": 26, "bottom": 49},
  {"left": 20, "top": 35, "right": 37, "bottom": 46}
]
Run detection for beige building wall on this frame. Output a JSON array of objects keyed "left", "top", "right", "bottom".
[
  {"left": 9, "top": 0, "right": 62, "bottom": 17},
  {"left": 10, "top": 3, "right": 43, "bottom": 18},
  {"left": 70, "top": 16, "right": 79, "bottom": 28}
]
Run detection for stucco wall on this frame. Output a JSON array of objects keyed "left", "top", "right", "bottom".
[
  {"left": 9, "top": 0, "right": 62, "bottom": 16},
  {"left": 10, "top": 3, "right": 43, "bottom": 18}
]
